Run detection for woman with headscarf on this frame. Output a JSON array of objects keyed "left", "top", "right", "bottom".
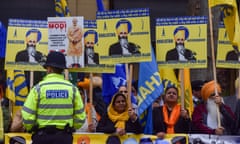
[
  {"left": 96, "top": 92, "right": 142, "bottom": 135},
  {"left": 191, "top": 80, "right": 236, "bottom": 135},
  {"left": 153, "top": 86, "right": 191, "bottom": 139}
]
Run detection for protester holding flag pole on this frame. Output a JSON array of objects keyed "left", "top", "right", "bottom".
[
  {"left": 192, "top": 80, "right": 236, "bottom": 135},
  {"left": 210, "top": 0, "right": 240, "bottom": 135},
  {"left": 153, "top": 85, "right": 191, "bottom": 138},
  {"left": 208, "top": 0, "right": 224, "bottom": 128}
]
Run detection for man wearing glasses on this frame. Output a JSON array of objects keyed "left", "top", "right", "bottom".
[
  {"left": 165, "top": 26, "right": 196, "bottom": 61},
  {"left": 191, "top": 80, "right": 236, "bottom": 135},
  {"left": 109, "top": 19, "right": 141, "bottom": 56}
]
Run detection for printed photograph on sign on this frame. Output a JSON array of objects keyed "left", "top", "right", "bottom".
[
  {"left": 216, "top": 22, "right": 240, "bottom": 69},
  {"left": 69, "top": 20, "right": 115, "bottom": 73},
  {"left": 96, "top": 8, "right": 151, "bottom": 64},
  {"left": 4, "top": 19, "right": 48, "bottom": 71},
  {"left": 156, "top": 16, "right": 208, "bottom": 69},
  {"left": 48, "top": 16, "right": 84, "bottom": 68}
]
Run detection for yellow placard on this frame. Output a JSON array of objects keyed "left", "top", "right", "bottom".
[
  {"left": 69, "top": 20, "right": 115, "bottom": 73},
  {"left": 156, "top": 16, "right": 208, "bottom": 68},
  {"left": 4, "top": 133, "right": 188, "bottom": 144},
  {"left": 4, "top": 19, "right": 48, "bottom": 71},
  {"left": 96, "top": 8, "right": 151, "bottom": 64},
  {"left": 216, "top": 23, "right": 240, "bottom": 68}
]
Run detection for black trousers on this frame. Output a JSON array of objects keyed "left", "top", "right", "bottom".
[{"left": 31, "top": 130, "right": 73, "bottom": 144}]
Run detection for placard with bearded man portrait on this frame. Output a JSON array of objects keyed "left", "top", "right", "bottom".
[{"left": 156, "top": 16, "right": 207, "bottom": 69}]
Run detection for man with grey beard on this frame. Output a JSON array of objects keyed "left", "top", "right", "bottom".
[
  {"left": 191, "top": 80, "right": 236, "bottom": 135},
  {"left": 109, "top": 19, "right": 140, "bottom": 56},
  {"left": 84, "top": 30, "right": 99, "bottom": 65},
  {"left": 166, "top": 26, "right": 196, "bottom": 61},
  {"left": 15, "top": 29, "right": 44, "bottom": 63}
]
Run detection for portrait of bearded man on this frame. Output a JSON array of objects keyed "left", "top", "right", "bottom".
[
  {"left": 109, "top": 19, "right": 140, "bottom": 56},
  {"left": 84, "top": 30, "right": 99, "bottom": 65},
  {"left": 15, "top": 29, "right": 45, "bottom": 63},
  {"left": 166, "top": 26, "right": 196, "bottom": 61}
]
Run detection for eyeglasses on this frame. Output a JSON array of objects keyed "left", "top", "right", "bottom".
[
  {"left": 119, "top": 90, "right": 128, "bottom": 94},
  {"left": 210, "top": 93, "right": 221, "bottom": 97}
]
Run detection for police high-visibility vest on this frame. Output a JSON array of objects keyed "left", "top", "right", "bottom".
[{"left": 22, "top": 73, "right": 86, "bottom": 131}]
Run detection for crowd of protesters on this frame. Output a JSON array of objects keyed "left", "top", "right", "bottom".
[{"left": 2, "top": 52, "right": 240, "bottom": 143}]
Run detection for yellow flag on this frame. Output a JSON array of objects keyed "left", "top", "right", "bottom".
[
  {"left": 209, "top": 0, "right": 240, "bottom": 47},
  {"left": 221, "top": 0, "right": 240, "bottom": 46},
  {"left": 55, "top": 0, "right": 70, "bottom": 17},
  {"left": 6, "top": 70, "right": 15, "bottom": 102},
  {"left": 6, "top": 70, "right": 28, "bottom": 104},
  {"left": 160, "top": 68, "right": 179, "bottom": 90},
  {"left": 182, "top": 68, "right": 194, "bottom": 117},
  {"left": 178, "top": 69, "right": 194, "bottom": 117},
  {"left": 208, "top": 0, "right": 235, "bottom": 8}
]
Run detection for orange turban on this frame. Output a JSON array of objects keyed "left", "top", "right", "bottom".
[
  {"left": 201, "top": 80, "right": 221, "bottom": 101},
  {"left": 77, "top": 76, "right": 102, "bottom": 90},
  {"left": 77, "top": 78, "right": 90, "bottom": 90}
]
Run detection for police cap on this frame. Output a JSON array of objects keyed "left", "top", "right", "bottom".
[{"left": 43, "top": 51, "right": 66, "bottom": 69}]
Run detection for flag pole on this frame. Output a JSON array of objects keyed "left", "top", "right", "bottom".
[
  {"left": 64, "top": 69, "right": 69, "bottom": 80},
  {"left": 208, "top": 2, "right": 221, "bottom": 127},
  {"left": 88, "top": 73, "right": 93, "bottom": 125},
  {"left": 179, "top": 69, "right": 185, "bottom": 109},
  {"left": 30, "top": 71, "right": 34, "bottom": 88},
  {"left": 127, "top": 64, "right": 133, "bottom": 107}
]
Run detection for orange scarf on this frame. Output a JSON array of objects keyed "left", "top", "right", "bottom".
[{"left": 162, "top": 104, "right": 181, "bottom": 134}]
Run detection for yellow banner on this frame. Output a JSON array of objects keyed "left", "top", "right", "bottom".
[
  {"left": 156, "top": 16, "right": 208, "bottom": 68},
  {"left": 4, "top": 19, "right": 48, "bottom": 71},
  {"left": 216, "top": 23, "right": 240, "bottom": 68},
  {"left": 96, "top": 8, "right": 151, "bottom": 64},
  {"left": 5, "top": 133, "right": 188, "bottom": 144},
  {"left": 208, "top": 0, "right": 235, "bottom": 8},
  {"left": 221, "top": 0, "right": 240, "bottom": 47},
  {"left": 69, "top": 20, "right": 115, "bottom": 73},
  {"left": 181, "top": 69, "right": 193, "bottom": 117}
]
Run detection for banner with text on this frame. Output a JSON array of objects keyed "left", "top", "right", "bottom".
[
  {"left": 4, "top": 19, "right": 48, "bottom": 71},
  {"left": 96, "top": 8, "right": 151, "bottom": 64},
  {"left": 48, "top": 17, "right": 84, "bottom": 68},
  {"left": 69, "top": 20, "right": 115, "bottom": 73},
  {"left": 216, "top": 22, "right": 240, "bottom": 69},
  {"left": 5, "top": 133, "right": 188, "bottom": 144},
  {"left": 156, "top": 16, "right": 208, "bottom": 68}
]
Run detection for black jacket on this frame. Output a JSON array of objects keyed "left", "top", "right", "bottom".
[{"left": 96, "top": 113, "right": 143, "bottom": 134}]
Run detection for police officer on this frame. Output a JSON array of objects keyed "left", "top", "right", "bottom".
[{"left": 22, "top": 51, "right": 86, "bottom": 144}]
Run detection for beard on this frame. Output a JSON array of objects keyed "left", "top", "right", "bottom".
[
  {"left": 27, "top": 45, "right": 36, "bottom": 56},
  {"left": 119, "top": 36, "right": 128, "bottom": 47},
  {"left": 85, "top": 47, "right": 94, "bottom": 56},
  {"left": 176, "top": 43, "right": 185, "bottom": 52},
  {"left": 206, "top": 99, "right": 218, "bottom": 129}
]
